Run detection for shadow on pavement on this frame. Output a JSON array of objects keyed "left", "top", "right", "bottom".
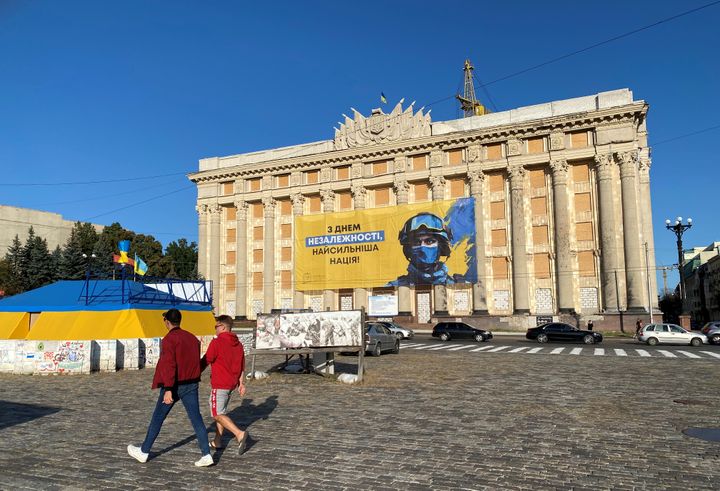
[{"left": 0, "top": 400, "right": 61, "bottom": 430}]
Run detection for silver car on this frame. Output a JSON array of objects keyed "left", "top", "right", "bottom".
[
  {"left": 700, "top": 321, "right": 720, "bottom": 344},
  {"left": 365, "top": 322, "right": 400, "bottom": 356},
  {"left": 373, "top": 321, "right": 414, "bottom": 340},
  {"left": 638, "top": 323, "right": 708, "bottom": 346}
]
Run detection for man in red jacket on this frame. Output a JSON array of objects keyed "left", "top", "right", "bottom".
[
  {"left": 127, "top": 309, "right": 213, "bottom": 467},
  {"left": 201, "top": 314, "right": 248, "bottom": 455}
]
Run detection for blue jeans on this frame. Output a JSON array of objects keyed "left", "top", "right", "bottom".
[{"left": 141, "top": 382, "right": 210, "bottom": 456}]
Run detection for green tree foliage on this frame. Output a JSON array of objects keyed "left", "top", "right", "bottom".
[
  {"left": 659, "top": 293, "right": 682, "bottom": 323},
  {"left": 164, "top": 239, "right": 199, "bottom": 280},
  {"left": 60, "top": 228, "right": 87, "bottom": 280},
  {"left": 75, "top": 222, "right": 99, "bottom": 256},
  {"left": 92, "top": 222, "right": 132, "bottom": 275},
  {"left": 22, "top": 227, "right": 54, "bottom": 291},
  {"left": 3, "top": 235, "right": 24, "bottom": 294}
]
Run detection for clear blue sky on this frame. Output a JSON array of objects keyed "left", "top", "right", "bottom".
[{"left": 1, "top": 1, "right": 718, "bottom": 291}]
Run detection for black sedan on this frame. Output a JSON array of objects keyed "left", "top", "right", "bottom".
[
  {"left": 432, "top": 321, "right": 493, "bottom": 342},
  {"left": 526, "top": 323, "right": 603, "bottom": 344}
]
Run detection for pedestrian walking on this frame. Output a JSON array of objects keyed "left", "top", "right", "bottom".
[
  {"left": 635, "top": 318, "right": 644, "bottom": 338},
  {"left": 127, "top": 308, "right": 213, "bottom": 467},
  {"left": 587, "top": 320, "right": 594, "bottom": 331},
  {"left": 201, "top": 315, "right": 249, "bottom": 455}
]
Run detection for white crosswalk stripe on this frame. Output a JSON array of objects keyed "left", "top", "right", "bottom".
[
  {"left": 411, "top": 344, "right": 437, "bottom": 350},
  {"left": 401, "top": 343, "right": 423, "bottom": 348},
  {"left": 594, "top": 348, "right": 605, "bottom": 356},
  {"left": 470, "top": 345, "right": 494, "bottom": 352},
  {"left": 570, "top": 348, "right": 583, "bottom": 355},
  {"left": 657, "top": 350, "right": 677, "bottom": 358},
  {"left": 614, "top": 349, "right": 627, "bottom": 356},
  {"left": 550, "top": 347, "right": 565, "bottom": 354},
  {"left": 448, "top": 345, "right": 475, "bottom": 351},
  {"left": 676, "top": 350, "right": 701, "bottom": 359},
  {"left": 701, "top": 351, "right": 720, "bottom": 359},
  {"left": 509, "top": 347, "right": 529, "bottom": 353},
  {"left": 527, "top": 347, "right": 543, "bottom": 354},
  {"left": 427, "top": 344, "right": 460, "bottom": 351},
  {"left": 635, "top": 349, "right": 652, "bottom": 357},
  {"left": 486, "top": 346, "right": 510, "bottom": 353}
]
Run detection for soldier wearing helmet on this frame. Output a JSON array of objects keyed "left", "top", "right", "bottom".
[{"left": 387, "top": 212, "right": 463, "bottom": 286}]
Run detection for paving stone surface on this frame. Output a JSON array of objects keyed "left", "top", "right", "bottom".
[{"left": 1, "top": 348, "right": 720, "bottom": 490}]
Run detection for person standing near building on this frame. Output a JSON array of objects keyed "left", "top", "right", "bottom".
[
  {"left": 127, "top": 308, "right": 213, "bottom": 467},
  {"left": 202, "top": 314, "right": 249, "bottom": 455},
  {"left": 635, "top": 318, "right": 644, "bottom": 338}
]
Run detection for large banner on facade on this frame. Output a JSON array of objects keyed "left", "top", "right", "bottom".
[
  {"left": 295, "top": 197, "right": 476, "bottom": 290},
  {"left": 255, "top": 310, "right": 362, "bottom": 349}
]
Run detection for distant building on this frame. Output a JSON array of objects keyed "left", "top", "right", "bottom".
[
  {"left": 189, "top": 88, "right": 658, "bottom": 329},
  {"left": 0, "top": 205, "right": 104, "bottom": 256},
  {"left": 683, "top": 242, "right": 720, "bottom": 325}
]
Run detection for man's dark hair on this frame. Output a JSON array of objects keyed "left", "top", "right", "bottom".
[
  {"left": 162, "top": 308, "right": 182, "bottom": 326},
  {"left": 216, "top": 314, "right": 234, "bottom": 330}
]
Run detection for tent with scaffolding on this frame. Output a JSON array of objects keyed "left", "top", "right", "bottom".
[{"left": 0, "top": 276, "right": 215, "bottom": 340}]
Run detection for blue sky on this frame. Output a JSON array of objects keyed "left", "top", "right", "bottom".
[{"left": 1, "top": 1, "right": 718, "bottom": 291}]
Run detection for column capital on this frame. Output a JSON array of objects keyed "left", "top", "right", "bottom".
[
  {"left": 508, "top": 165, "right": 526, "bottom": 189},
  {"left": 594, "top": 153, "right": 615, "bottom": 181},
  {"left": 262, "top": 197, "right": 276, "bottom": 218},
  {"left": 195, "top": 203, "right": 208, "bottom": 217},
  {"left": 549, "top": 159, "right": 569, "bottom": 183},
  {"left": 617, "top": 150, "right": 639, "bottom": 179},
  {"left": 351, "top": 184, "right": 366, "bottom": 199},
  {"left": 393, "top": 178, "right": 410, "bottom": 204},
  {"left": 290, "top": 193, "right": 305, "bottom": 215},
  {"left": 207, "top": 203, "right": 222, "bottom": 217},
  {"left": 468, "top": 169, "right": 485, "bottom": 196},
  {"left": 320, "top": 189, "right": 335, "bottom": 212},
  {"left": 234, "top": 199, "right": 248, "bottom": 220}
]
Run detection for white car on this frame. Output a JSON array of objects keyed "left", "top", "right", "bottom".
[{"left": 638, "top": 323, "right": 708, "bottom": 346}]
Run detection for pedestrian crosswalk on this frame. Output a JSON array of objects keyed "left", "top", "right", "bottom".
[{"left": 399, "top": 342, "right": 720, "bottom": 361}]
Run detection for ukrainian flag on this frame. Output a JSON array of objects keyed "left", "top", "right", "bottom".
[
  {"left": 134, "top": 255, "right": 148, "bottom": 276},
  {"left": 380, "top": 92, "right": 387, "bottom": 104},
  {"left": 118, "top": 240, "right": 131, "bottom": 264}
]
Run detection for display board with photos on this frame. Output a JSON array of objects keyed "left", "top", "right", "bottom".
[{"left": 255, "top": 310, "right": 363, "bottom": 350}]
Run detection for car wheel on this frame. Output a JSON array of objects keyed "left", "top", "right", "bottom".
[
  {"left": 440, "top": 333, "right": 450, "bottom": 341},
  {"left": 392, "top": 340, "right": 400, "bottom": 353},
  {"left": 537, "top": 333, "right": 548, "bottom": 343},
  {"left": 583, "top": 334, "right": 595, "bottom": 345},
  {"left": 646, "top": 337, "right": 659, "bottom": 346},
  {"left": 372, "top": 343, "right": 382, "bottom": 357},
  {"left": 474, "top": 333, "right": 484, "bottom": 342},
  {"left": 690, "top": 337, "right": 702, "bottom": 347},
  {"left": 712, "top": 334, "right": 720, "bottom": 344},
  {"left": 396, "top": 332, "right": 404, "bottom": 340}
]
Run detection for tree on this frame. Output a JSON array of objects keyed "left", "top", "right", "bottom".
[
  {"left": 93, "top": 222, "right": 132, "bottom": 275},
  {"left": 132, "top": 233, "right": 167, "bottom": 277},
  {"left": 3, "top": 235, "right": 24, "bottom": 294},
  {"left": 659, "top": 292, "right": 682, "bottom": 324},
  {"left": 50, "top": 246, "right": 63, "bottom": 282},
  {"left": 60, "top": 229, "right": 86, "bottom": 280},
  {"left": 75, "top": 222, "right": 99, "bottom": 256},
  {"left": 22, "top": 229, "right": 54, "bottom": 291},
  {"left": 165, "top": 239, "right": 199, "bottom": 280}
]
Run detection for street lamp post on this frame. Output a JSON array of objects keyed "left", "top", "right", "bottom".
[{"left": 665, "top": 216, "right": 692, "bottom": 306}]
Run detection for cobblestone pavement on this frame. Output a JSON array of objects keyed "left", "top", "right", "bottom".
[{"left": 1, "top": 349, "right": 720, "bottom": 490}]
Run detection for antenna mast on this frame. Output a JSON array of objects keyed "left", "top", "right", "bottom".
[{"left": 456, "top": 59, "right": 488, "bottom": 117}]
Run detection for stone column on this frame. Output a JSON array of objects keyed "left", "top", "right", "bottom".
[
  {"left": 468, "top": 169, "right": 488, "bottom": 314},
  {"left": 207, "top": 203, "right": 222, "bottom": 309},
  {"left": 262, "top": 197, "right": 276, "bottom": 313},
  {"left": 595, "top": 153, "right": 621, "bottom": 311},
  {"left": 639, "top": 155, "right": 659, "bottom": 309},
  {"left": 550, "top": 159, "right": 573, "bottom": 313},
  {"left": 618, "top": 151, "right": 645, "bottom": 312},
  {"left": 509, "top": 165, "right": 530, "bottom": 314},
  {"left": 234, "top": 199, "right": 248, "bottom": 320},
  {"left": 394, "top": 178, "right": 412, "bottom": 316},
  {"left": 430, "top": 175, "right": 448, "bottom": 315},
  {"left": 196, "top": 204, "right": 208, "bottom": 279},
  {"left": 321, "top": 189, "right": 335, "bottom": 311},
  {"left": 351, "top": 184, "right": 368, "bottom": 311},
  {"left": 291, "top": 193, "right": 305, "bottom": 309}
]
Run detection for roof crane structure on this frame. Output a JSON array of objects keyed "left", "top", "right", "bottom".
[{"left": 456, "top": 59, "right": 489, "bottom": 118}]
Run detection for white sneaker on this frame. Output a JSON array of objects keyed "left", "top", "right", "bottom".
[
  {"left": 127, "top": 444, "right": 148, "bottom": 463},
  {"left": 194, "top": 454, "right": 214, "bottom": 467}
]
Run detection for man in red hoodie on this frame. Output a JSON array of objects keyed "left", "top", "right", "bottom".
[
  {"left": 201, "top": 314, "right": 248, "bottom": 455},
  {"left": 127, "top": 309, "right": 213, "bottom": 467}
]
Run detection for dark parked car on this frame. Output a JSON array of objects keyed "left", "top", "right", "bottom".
[
  {"left": 526, "top": 323, "right": 603, "bottom": 344},
  {"left": 365, "top": 322, "right": 400, "bottom": 356},
  {"left": 432, "top": 322, "right": 493, "bottom": 342}
]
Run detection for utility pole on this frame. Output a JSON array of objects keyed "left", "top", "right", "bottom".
[{"left": 645, "top": 242, "right": 654, "bottom": 323}]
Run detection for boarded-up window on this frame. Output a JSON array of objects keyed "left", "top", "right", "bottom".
[
  {"left": 411, "top": 154, "right": 428, "bottom": 171},
  {"left": 372, "top": 160, "right": 388, "bottom": 175},
  {"left": 280, "top": 223, "right": 292, "bottom": 239},
  {"left": 578, "top": 251, "right": 595, "bottom": 277},
  {"left": 529, "top": 169, "right": 546, "bottom": 189},
  {"left": 572, "top": 164, "right": 590, "bottom": 182},
  {"left": 253, "top": 249, "right": 263, "bottom": 264},
  {"left": 252, "top": 202, "right": 263, "bottom": 219},
  {"left": 534, "top": 254, "right": 551, "bottom": 278},
  {"left": 531, "top": 197, "right": 547, "bottom": 216},
  {"left": 226, "top": 228, "right": 236, "bottom": 243},
  {"left": 486, "top": 143, "right": 503, "bottom": 160},
  {"left": 490, "top": 201, "right": 505, "bottom": 220},
  {"left": 225, "top": 206, "right": 236, "bottom": 221},
  {"left": 492, "top": 257, "right": 508, "bottom": 279},
  {"left": 277, "top": 174, "right": 290, "bottom": 188},
  {"left": 575, "top": 193, "right": 592, "bottom": 212},
  {"left": 281, "top": 247, "right": 292, "bottom": 262},
  {"left": 226, "top": 250, "right": 236, "bottom": 264},
  {"left": 308, "top": 195, "right": 321, "bottom": 212},
  {"left": 571, "top": 131, "right": 588, "bottom": 148},
  {"left": 448, "top": 178, "right": 465, "bottom": 198},
  {"left": 225, "top": 274, "right": 236, "bottom": 291},
  {"left": 247, "top": 178, "right": 261, "bottom": 192},
  {"left": 576, "top": 222, "right": 594, "bottom": 241},
  {"left": 337, "top": 166, "right": 350, "bottom": 180},
  {"left": 222, "top": 181, "right": 234, "bottom": 196},
  {"left": 447, "top": 149, "right": 463, "bottom": 166},
  {"left": 337, "top": 191, "right": 352, "bottom": 210},
  {"left": 279, "top": 199, "right": 292, "bottom": 216},
  {"left": 374, "top": 187, "right": 391, "bottom": 206},
  {"left": 253, "top": 226, "right": 263, "bottom": 240},
  {"left": 413, "top": 182, "right": 429, "bottom": 201},
  {"left": 253, "top": 272, "right": 263, "bottom": 291},
  {"left": 305, "top": 170, "right": 319, "bottom": 184},
  {"left": 527, "top": 137, "right": 544, "bottom": 154},
  {"left": 532, "top": 225, "right": 548, "bottom": 245},
  {"left": 491, "top": 229, "right": 507, "bottom": 246},
  {"left": 489, "top": 173, "right": 505, "bottom": 192},
  {"left": 281, "top": 270, "right": 292, "bottom": 290}
]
